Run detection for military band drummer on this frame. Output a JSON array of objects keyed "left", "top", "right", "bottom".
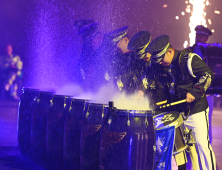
[{"left": 147, "top": 35, "right": 216, "bottom": 170}]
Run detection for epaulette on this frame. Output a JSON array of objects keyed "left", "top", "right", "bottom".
[{"left": 178, "top": 49, "right": 192, "bottom": 80}]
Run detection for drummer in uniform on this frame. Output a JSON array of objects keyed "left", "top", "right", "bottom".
[
  {"left": 190, "top": 25, "right": 212, "bottom": 57},
  {"left": 74, "top": 19, "right": 104, "bottom": 91},
  {"left": 102, "top": 26, "right": 140, "bottom": 95},
  {"left": 127, "top": 31, "right": 168, "bottom": 110},
  {"left": 148, "top": 35, "right": 216, "bottom": 170}
]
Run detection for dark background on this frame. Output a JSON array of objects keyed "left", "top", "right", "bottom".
[{"left": 0, "top": 0, "right": 221, "bottom": 90}]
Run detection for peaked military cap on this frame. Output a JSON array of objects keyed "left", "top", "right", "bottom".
[
  {"left": 106, "top": 26, "right": 128, "bottom": 45},
  {"left": 195, "top": 25, "right": 212, "bottom": 36},
  {"left": 146, "top": 35, "right": 170, "bottom": 63},
  {"left": 74, "top": 19, "right": 94, "bottom": 33},
  {"left": 74, "top": 19, "right": 99, "bottom": 39},
  {"left": 127, "top": 31, "right": 151, "bottom": 59}
]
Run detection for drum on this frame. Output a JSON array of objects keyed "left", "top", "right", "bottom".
[
  {"left": 46, "top": 95, "right": 71, "bottom": 170},
  {"left": 80, "top": 103, "right": 108, "bottom": 170},
  {"left": 18, "top": 87, "right": 39, "bottom": 157},
  {"left": 31, "top": 90, "right": 53, "bottom": 166},
  {"left": 99, "top": 109, "right": 155, "bottom": 170},
  {"left": 63, "top": 98, "right": 88, "bottom": 170},
  {"left": 153, "top": 111, "right": 188, "bottom": 155}
]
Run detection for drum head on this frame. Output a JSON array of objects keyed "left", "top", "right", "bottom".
[{"left": 154, "top": 112, "right": 182, "bottom": 129}]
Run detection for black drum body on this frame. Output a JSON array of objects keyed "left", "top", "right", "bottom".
[
  {"left": 46, "top": 95, "right": 71, "bottom": 170},
  {"left": 99, "top": 109, "right": 155, "bottom": 170},
  {"left": 63, "top": 99, "right": 88, "bottom": 170},
  {"left": 31, "top": 91, "right": 53, "bottom": 166},
  {"left": 18, "top": 88, "right": 39, "bottom": 156},
  {"left": 80, "top": 103, "right": 107, "bottom": 170},
  {"left": 153, "top": 111, "right": 187, "bottom": 155}
]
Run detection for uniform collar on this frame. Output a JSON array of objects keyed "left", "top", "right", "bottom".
[{"left": 172, "top": 49, "right": 179, "bottom": 63}]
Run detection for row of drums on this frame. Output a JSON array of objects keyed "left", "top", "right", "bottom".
[{"left": 18, "top": 88, "right": 156, "bottom": 170}]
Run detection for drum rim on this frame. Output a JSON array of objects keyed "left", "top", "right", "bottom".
[
  {"left": 112, "top": 109, "right": 153, "bottom": 116},
  {"left": 71, "top": 98, "right": 89, "bottom": 103},
  {"left": 22, "top": 87, "right": 56, "bottom": 93},
  {"left": 88, "top": 103, "right": 108, "bottom": 107},
  {"left": 116, "top": 109, "right": 152, "bottom": 112},
  {"left": 154, "top": 112, "right": 184, "bottom": 129},
  {"left": 153, "top": 111, "right": 179, "bottom": 118},
  {"left": 22, "top": 87, "right": 40, "bottom": 92},
  {"left": 52, "top": 94, "right": 74, "bottom": 98}
]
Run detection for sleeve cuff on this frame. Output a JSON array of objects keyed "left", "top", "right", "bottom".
[{"left": 188, "top": 87, "right": 203, "bottom": 101}]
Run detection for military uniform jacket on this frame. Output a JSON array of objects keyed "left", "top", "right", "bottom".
[
  {"left": 136, "top": 62, "right": 167, "bottom": 110},
  {"left": 163, "top": 49, "right": 214, "bottom": 115},
  {"left": 115, "top": 51, "right": 141, "bottom": 94},
  {"left": 99, "top": 50, "right": 140, "bottom": 94}
]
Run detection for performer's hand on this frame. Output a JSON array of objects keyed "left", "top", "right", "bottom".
[
  {"left": 186, "top": 93, "right": 195, "bottom": 103},
  {"left": 137, "top": 90, "right": 144, "bottom": 98}
]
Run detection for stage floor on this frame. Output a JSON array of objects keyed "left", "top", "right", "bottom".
[{"left": 0, "top": 99, "right": 222, "bottom": 170}]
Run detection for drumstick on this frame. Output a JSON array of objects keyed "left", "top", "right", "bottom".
[
  {"left": 160, "top": 99, "right": 187, "bottom": 108},
  {"left": 156, "top": 100, "right": 167, "bottom": 106}
]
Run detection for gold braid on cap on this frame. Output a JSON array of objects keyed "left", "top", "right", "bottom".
[
  {"left": 112, "top": 30, "right": 128, "bottom": 43},
  {"left": 136, "top": 36, "right": 151, "bottom": 59},
  {"left": 139, "top": 53, "right": 146, "bottom": 59},
  {"left": 154, "top": 43, "right": 170, "bottom": 58},
  {"left": 153, "top": 56, "right": 164, "bottom": 63}
]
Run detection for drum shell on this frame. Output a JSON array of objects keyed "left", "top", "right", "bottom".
[
  {"left": 63, "top": 99, "right": 88, "bottom": 170},
  {"left": 153, "top": 112, "right": 187, "bottom": 154},
  {"left": 18, "top": 88, "right": 39, "bottom": 156},
  {"left": 31, "top": 91, "right": 53, "bottom": 166},
  {"left": 46, "top": 95, "right": 71, "bottom": 170},
  {"left": 99, "top": 110, "right": 155, "bottom": 170},
  {"left": 80, "top": 103, "right": 107, "bottom": 170}
]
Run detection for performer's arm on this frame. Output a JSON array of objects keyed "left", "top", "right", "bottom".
[{"left": 188, "top": 55, "right": 214, "bottom": 101}]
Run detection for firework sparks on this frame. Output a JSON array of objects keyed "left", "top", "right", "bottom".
[
  {"left": 183, "top": 40, "right": 188, "bottom": 48},
  {"left": 208, "top": 19, "right": 212, "bottom": 25},
  {"left": 188, "top": 0, "right": 207, "bottom": 46},
  {"left": 214, "top": 10, "right": 220, "bottom": 14}
]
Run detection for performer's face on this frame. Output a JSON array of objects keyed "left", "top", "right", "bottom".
[
  {"left": 196, "top": 33, "right": 208, "bottom": 43},
  {"left": 159, "top": 49, "right": 174, "bottom": 66},
  {"left": 143, "top": 53, "right": 151, "bottom": 61},
  {"left": 115, "top": 37, "right": 129, "bottom": 54}
]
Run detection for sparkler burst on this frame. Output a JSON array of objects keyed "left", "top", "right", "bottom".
[
  {"left": 189, "top": 0, "right": 207, "bottom": 46},
  {"left": 182, "top": 0, "right": 220, "bottom": 48}
]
